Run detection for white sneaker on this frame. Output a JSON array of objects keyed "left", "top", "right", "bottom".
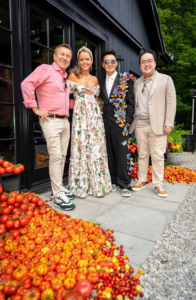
[
  {"left": 55, "top": 192, "right": 70, "bottom": 203},
  {"left": 111, "top": 184, "right": 118, "bottom": 192},
  {"left": 122, "top": 189, "right": 131, "bottom": 197}
]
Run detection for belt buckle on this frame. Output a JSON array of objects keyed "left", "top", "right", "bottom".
[{"left": 49, "top": 114, "right": 55, "bottom": 118}]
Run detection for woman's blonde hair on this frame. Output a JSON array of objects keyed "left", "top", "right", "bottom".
[{"left": 70, "top": 46, "right": 93, "bottom": 78}]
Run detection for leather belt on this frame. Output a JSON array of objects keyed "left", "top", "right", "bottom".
[{"left": 48, "top": 114, "right": 66, "bottom": 119}]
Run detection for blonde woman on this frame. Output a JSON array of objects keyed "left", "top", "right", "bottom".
[{"left": 67, "top": 46, "right": 111, "bottom": 198}]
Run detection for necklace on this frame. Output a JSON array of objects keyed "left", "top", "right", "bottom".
[{"left": 83, "top": 74, "right": 91, "bottom": 83}]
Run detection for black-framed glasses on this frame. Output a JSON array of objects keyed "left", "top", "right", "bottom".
[
  {"left": 63, "top": 77, "right": 67, "bottom": 89},
  {"left": 104, "top": 60, "right": 116, "bottom": 65}
]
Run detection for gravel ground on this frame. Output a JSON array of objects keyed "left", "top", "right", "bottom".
[
  {"left": 180, "top": 151, "right": 196, "bottom": 170},
  {"left": 139, "top": 182, "right": 196, "bottom": 299}
]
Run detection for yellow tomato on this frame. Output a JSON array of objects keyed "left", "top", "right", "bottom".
[
  {"left": 135, "top": 285, "right": 142, "bottom": 292},
  {"left": 105, "top": 241, "right": 111, "bottom": 247},
  {"left": 106, "top": 293, "right": 112, "bottom": 299},
  {"left": 125, "top": 264, "right": 130, "bottom": 270},
  {"left": 116, "top": 295, "right": 123, "bottom": 300},
  {"left": 111, "top": 257, "right": 117, "bottom": 264},
  {"left": 98, "top": 282, "right": 103, "bottom": 289}
]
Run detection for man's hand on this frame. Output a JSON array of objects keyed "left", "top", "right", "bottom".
[
  {"left": 32, "top": 108, "right": 50, "bottom": 122},
  {"left": 163, "top": 126, "right": 172, "bottom": 135}
]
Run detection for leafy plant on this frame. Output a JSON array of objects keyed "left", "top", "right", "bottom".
[{"left": 167, "top": 124, "right": 186, "bottom": 153}]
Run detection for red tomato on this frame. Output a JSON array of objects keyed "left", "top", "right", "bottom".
[
  {"left": 37, "top": 199, "right": 44, "bottom": 207},
  {"left": 18, "top": 165, "right": 24, "bottom": 172},
  {"left": 15, "top": 195, "right": 24, "bottom": 203},
  {"left": 0, "top": 224, "right": 6, "bottom": 235},
  {"left": 13, "top": 166, "right": 21, "bottom": 175},
  {"left": 2, "top": 208, "right": 11, "bottom": 215},
  {"left": 5, "top": 166, "right": 13, "bottom": 173},
  {"left": 20, "top": 204, "right": 28, "bottom": 211},
  {"left": 5, "top": 219, "right": 14, "bottom": 229},
  {"left": 0, "top": 168, "right": 5, "bottom": 175},
  {"left": 2, "top": 161, "right": 10, "bottom": 168},
  {"left": 7, "top": 205, "right": 14, "bottom": 211},
  {"left": 76, "top": 279, "right": 92, "bottom": 298},
  {"left": 7, "top": 197, "right": 16, "bottom": 205},
  {"left": 0, "top": 159, "right": 3, "bottom": 166},
  {"left": 10, "top": 229, "right": 20, "bottom": 239},
  {"left": 63, "top": 291, "right": 86, "bottom": 300},
  {"left": 28, "top": 203, "right": 36, "bottom": 211},
  {"left": 0, "top": 186, "right": 2, "bottom": 194},
  {"left": 0, "top": 193, "right": 9, "bottom": 202},
  {"left": 1, "top": 202, "right": 7, "bottom": 208},
  {"left": 19, "top": 217, "right": 29, "bottom": 227},
  {"left": 1, "top": 215, "right": 9, "bottom": 223},
  {"left": 31, "top": 197, "right": 38, "bottom": 204}
]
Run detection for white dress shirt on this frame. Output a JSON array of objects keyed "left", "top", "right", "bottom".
[{"left": 106, "top": 70, "right": 118, "bottom": 98}]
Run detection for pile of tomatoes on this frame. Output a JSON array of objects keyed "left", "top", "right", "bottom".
[
  {"left": 0, "top": 187, "right": 144, "bottom": 300},
  {"left": 128, "top": 144, "right": 138, "bottom": 155},
  {"left": 163, "top": 165, "right": 196, "bottom": 184},
  {"left": 0, "top": 158, "right": 25, "bottom": 175},
  {"left": 0, "top": 187, "right": 44, "bottom": 236},
  {"left": 131, "top": 162, "right": 196, "bottom": 184}
]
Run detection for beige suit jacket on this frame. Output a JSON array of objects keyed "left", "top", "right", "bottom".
[{"left": 129, "top": 71, "right": 176, "bottom": 135}]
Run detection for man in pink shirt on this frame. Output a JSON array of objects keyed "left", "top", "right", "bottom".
[{"left": 21, "top": 44, "right": 75, "bottom": 211}]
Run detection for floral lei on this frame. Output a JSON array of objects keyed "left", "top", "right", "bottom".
[{"left": 101, "top": 72, "right": 136, "bottom": 176}]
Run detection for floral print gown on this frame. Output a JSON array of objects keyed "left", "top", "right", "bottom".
[{"left": 67, "top": 80, "right": 112, "bottom": 198}]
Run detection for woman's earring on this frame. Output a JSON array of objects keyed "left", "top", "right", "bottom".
[
  {"left": 78, "top": 64, "right": 81, "bottom": 71},
  {"left": 90, "top": 65, "right": 92, "bottom": 71}
]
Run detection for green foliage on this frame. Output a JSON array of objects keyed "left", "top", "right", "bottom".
[
  {"left": 156, "top": 0, "right": 196, "bottom": 128},
  {"left": 167, "top": 124, "right": 186, "bottom": 145}
]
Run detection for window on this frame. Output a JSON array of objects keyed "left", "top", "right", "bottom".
[
  {"left": 0, "top": 0, "right": 16, "bottom": 163},
  {"left": 75, "top": 36, "right": 97, "bottom": 76},
  {"left": 30, "top": 8, "right": 64, "bottom": 169}
]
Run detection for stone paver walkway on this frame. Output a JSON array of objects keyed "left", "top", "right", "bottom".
[{"left": 40, "top": 181, "right": 190, "bottom": 273}]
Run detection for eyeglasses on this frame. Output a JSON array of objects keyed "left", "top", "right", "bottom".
[
  {"left": 104, "top": 60, "right": 116, "bottom": 65},
  {"left": 140, "top": 59, "right": 154, "bottom": 65}
]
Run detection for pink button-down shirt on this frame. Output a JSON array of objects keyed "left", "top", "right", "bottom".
[{"left": 21, "top": 62, "right": 70, "bottom": 116}]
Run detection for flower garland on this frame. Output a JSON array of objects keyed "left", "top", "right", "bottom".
[{"left": 109, "top": 72, "right": 136, "bottom": 176}]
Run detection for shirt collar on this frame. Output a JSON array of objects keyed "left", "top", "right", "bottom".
[
  {"left": 142, "top": 70, "right": 157, "bottom": 83},
  {"left": 52, "top": 62, "right": 67, "bottom": 78},
  {"left": 106, "top": 70, "right": 117, "bottom": 80}
]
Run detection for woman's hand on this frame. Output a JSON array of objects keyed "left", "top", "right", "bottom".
[{"left": 96, "top": 97, "right": 101, "bottom": 105}]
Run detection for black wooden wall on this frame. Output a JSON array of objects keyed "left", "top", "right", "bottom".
[{"left": 46, "top": 0, "right": 164, "bottom": 76}]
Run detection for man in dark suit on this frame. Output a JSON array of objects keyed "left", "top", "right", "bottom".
[{"left": 100, "top": 49, "right": 135, "bottom": 197}]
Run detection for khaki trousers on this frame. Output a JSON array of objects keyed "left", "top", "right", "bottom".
[
  {"left": 135, "top": 126, "right": 167, "bottom": 186},
  {"left": 40, "top": 117, "right": 70, "bottom": 197}
]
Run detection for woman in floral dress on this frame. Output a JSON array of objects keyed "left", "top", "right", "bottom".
[{"left": 67, "top": 46, "right": 111, "bottom": 198}]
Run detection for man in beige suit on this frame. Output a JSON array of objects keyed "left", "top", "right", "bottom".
[{"left": 129, "top": 50, "right": 176, "bottom": 197}]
